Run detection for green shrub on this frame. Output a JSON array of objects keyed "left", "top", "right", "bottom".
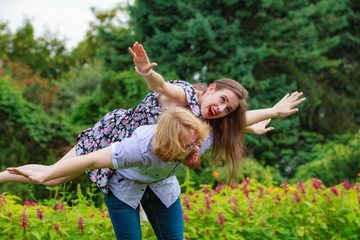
[
  {"left": 292, "top": 129, "right": 360, "bottom": 186},
  {"left": 0, "top": 77, "right": 75, "bottom": 198}
]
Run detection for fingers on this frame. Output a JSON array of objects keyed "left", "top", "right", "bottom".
[
  {"left": 7, "top": 168, "right": 22, "bottom": 175},
  {"left": 128, "top": 47, "right": 136, "bottom": 58},
  {"left": 264, "top": 127, "right": 274, "bottom": 133}
]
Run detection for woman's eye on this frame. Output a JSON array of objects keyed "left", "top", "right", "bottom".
[
  {"left": 226, "top": 107, "right": 231, "bottom": 113},
  {"left": 220, "top": 97, "right": 225, "bottom": 102}
]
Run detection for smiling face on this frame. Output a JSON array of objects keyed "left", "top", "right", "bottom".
[
  {"left": 175, "top": 129, "right": 202, "bottom": 168},
  {"left": 199, "top": 84, "right": 240, "bottom": 119}
]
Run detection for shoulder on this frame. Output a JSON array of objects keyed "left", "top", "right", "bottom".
[{"left": 167, "top": 80, "right": 202, "bottom": 119}]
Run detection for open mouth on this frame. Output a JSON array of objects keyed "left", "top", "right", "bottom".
[
  {"left": 186, "top": 153, "right": 198, "bottom": 164},
  {"left": 207, "top": 107, "right": 217, "bottom": 117}
]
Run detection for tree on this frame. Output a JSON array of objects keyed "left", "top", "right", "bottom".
[{"left": 127, "top": 0, "right": 359, "bottom": 178}]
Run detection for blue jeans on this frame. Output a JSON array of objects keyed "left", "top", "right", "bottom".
[{"left": 105, "top": 187, "right": 184, "bottom": 240}]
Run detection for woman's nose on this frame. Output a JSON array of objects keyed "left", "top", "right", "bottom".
[{"left": 218, "top": 104, "right": 226, "bottom": 112}]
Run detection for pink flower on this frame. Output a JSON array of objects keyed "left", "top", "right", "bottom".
[
  {"left": 342, "top": 181, "right": 352, "bottom": 190},
  {"left": 217, "top": 212, "right": 225, "bottom": 226},
  {"left": 8, "top": 211, "right": 12, "bottom": 218},
  {"left": 199, "top": 208, "right": 204, "bottom": 216},
  {"left": 19, "top": 209, "right": 28, "bottom": 235},
  {"left": 183, "top": 214, "right": 189, "bottom": 223},
  {"left": 232, "top": 205, "right": 239, "bottom": 215},
  {"left": 54, "top": 223, "right": 59, "bottom": 234},
  {"left": 0, "top": 193, "right": 7, "bottom": 207},
  {"left": 24, "top": 198, "right": 37, "bottom": 206},
  {"left": 54, "top": 203, "right": 65, "bottom": 211},
  {"left": 36, "top": 208, "right": 43, "bottom": 220},
  {"left": 297, "top": 181, "right": 306, "bottom": 194},
  {"left": 294, "top": 192, "right": 301, "bottom": 203},
  {"left": 206, "top": 228, "right": 210, "bottom": 235},
  {"left": 258, "top": 188, "right": 264, "bottom": 198},
  {"left": 311, "top": 178, "right": 323, "bottom": 190},
  {"left": 282, "top": 181, "right": 289, "bottom": 194},
  {"left": 242, "top": 179, "right": 250, "bottom": 198},
  {"left": 78, "top": 216, "right": 85, "bottom": 235},
  {"left": 185, "top": 236, "right": 189, "bottom": 240},
  {"left": 331, "top": 186, "right": 339, "bottom": 196},
  {"left": 242, "top": 220, "right": 245, "bottom": 226},
  {"left": 276, "top": 194, "right": 281, "bottom": 201},
  {"left": 183, "top": 196, "right": 191, "bottom": 210},
  {"left": 260, "top": 221, "right": 266, "bottom": 227},
  {"left": 357, "top": 196, "right": 360, "bottom": 204},
  {"left": 205, "top": 196, "right": 211, "bottom": 210},
  {"left": 214, "top": 183, "right": 224, "bottom": 193}
]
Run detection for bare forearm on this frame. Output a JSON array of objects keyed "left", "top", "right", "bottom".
[
  {"left": 143, "top": 70, "right": 167, "bottom": 93},
  {"left": 246, "top": 108, "right": 276, "bottom": 126},
  {"left": 42, "top": 147, "right": 113, "bottom": 182}
]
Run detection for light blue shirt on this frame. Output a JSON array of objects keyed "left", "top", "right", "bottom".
[{"left": 109, "top": 124, "right": 212, "bottom": 209}]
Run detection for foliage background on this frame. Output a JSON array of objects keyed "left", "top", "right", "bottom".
[{"left": 0, "top": 0, "right": 359, "bottom": 204}]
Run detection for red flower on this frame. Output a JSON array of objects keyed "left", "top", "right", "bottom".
[
  {"left": 214, "top": 183, "right": 224, "bottom": 193},
  {"left": 258, "top": 188, "right": 264, "bottom": 198},
  {"left": 217, "top": 212, "right": 225, "bottom": 226},
  {"left": 19, "top": 209, "right": 28, "bottom": 235},
  {"left": 297, "top": 181, "right": 306, "bottom": 194},
  {"left": 331, "top": 186, "right": 339, "bottom": 196},
  {"left": 342, "top": 181, "right": 352, "bottom": 190},
  {"left": 276, "top": 193, "right": 281, "bottom": 201},
  {"left": 199, "top": 208, "right": 204, "bottom": 216},
  {"left": 54, "top": 223, "right": 59, "bottom": 234},
  {"left": 311, "top": 178, "right": 323, "bottom": 190},
  {"left": 205, "top": 196, "right": 211, "bottom": 210},
  {"left": 36, "top": 208, "right": 43, "bottom": 220},
  {"left": 24, "top": 198, "right": 37, "bottom": 206},
  {"left": 78, "top": 216, "right": 85, "bottom": 236},
  {"left": 294, "top": 192, "right": 301, "bottom": 203},
  {"left": 183, "top": 214, "right": 189, "bottom": 223},
  {"left": 54, "top": 203, "right": 65, "bottom": 211},
  {"left": 183, "top": 195, "right": 191, "bottom": 210}
]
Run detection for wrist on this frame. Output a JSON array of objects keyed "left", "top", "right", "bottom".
[{"left": 135, "top": 66, "right": 153, "bottom": 76}]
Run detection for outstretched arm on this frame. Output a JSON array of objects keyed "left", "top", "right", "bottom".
[
  {"left": 246, "top": 91, "right": 306, "bottom": 126},
  {"left": 8, "top": 147, "right": 112, "bottom": 184},
  {"left": 129, "top": 42, "right": 187, "bottom": 106}
]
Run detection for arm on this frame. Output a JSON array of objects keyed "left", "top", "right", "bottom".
[
  {"left": 129, "top": 42, "right": 187, "bottom": 106},
  {"left": 8, "top": 147, "right": 112, "bottom": 184},
  {"left": 246, "top": 91, "right": 306, "bottom": 126}
]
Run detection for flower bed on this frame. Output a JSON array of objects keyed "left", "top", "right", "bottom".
[{"left": 1, "top": 178, "right": 359, "bottom": 239}]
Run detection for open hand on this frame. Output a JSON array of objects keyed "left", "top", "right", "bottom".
[
  {"left": 246, "top": 119, "right": 274, "bottom": 135},
  {"left": 272, "top": 92, "right": 306, "bottom": 118},
  {"left": 7, "top": 168, "right": 44, "bottom": 184},
  {"left": 129, "top": 42, "right": 158, "bottom": 74}
]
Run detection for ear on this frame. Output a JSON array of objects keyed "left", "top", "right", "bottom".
[{"left": 207, "top": 83, "right": 216, "bottom": 94}]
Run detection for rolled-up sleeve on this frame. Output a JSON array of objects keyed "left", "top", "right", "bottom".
[{"left": 111, "top": 137, "right": 148, "bottom": 169}]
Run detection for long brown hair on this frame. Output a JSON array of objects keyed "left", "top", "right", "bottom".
[
  {"left": 194, "top": 78, "right": 248, "bottom": 182},
  {"left": 152, "top": 107, "right": 210, "bottom": 162}
]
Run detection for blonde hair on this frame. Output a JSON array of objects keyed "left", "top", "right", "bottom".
[{"left": 152, "top": 107, "right": 210, "bottom": 162}]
